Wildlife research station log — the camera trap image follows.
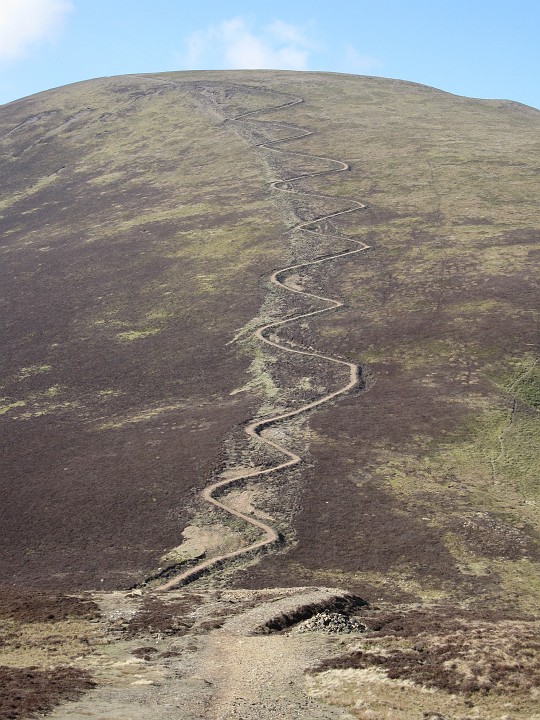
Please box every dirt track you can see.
[157,91,369,591]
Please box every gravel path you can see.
[157,88,369,591]
[46,588,362,720]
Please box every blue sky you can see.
[1,0,539,108]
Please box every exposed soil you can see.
[3,588,536,720]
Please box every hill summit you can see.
[1,70,539,602]
[1,68,540,720]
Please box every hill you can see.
[1,70,539,719]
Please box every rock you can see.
[295,612,367,634]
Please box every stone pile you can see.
[296,611,367,634]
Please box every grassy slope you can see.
[181,71,540,612]
[2,70,540,720]
[0,74,285,589]
[1,71,539,611]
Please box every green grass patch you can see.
[18,364,52,379]
[0,400,26,416]
[514,368,540,409]
[116,328,161,342]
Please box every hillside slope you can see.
[0,73,285,589]
[1,71,539,611]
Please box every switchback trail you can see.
[157,89,370,591]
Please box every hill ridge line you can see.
[156,87,370,591]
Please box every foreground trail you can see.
[191,630,350,720]
[45,588,360,720]
[157,90,369,591]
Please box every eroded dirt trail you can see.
[45,588,360,720]
[192,631,350,720]
[157,90,369,591]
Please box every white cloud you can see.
[0,0,73,63]
[266,20,312,47]
[342,43,381,74]
[182,17,313,71]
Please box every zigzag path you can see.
[157,89,370,591]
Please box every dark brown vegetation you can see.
[125,594,202,636]
[0,588,99,623]
[0,75,285,590]
[0,666,95,720]
[131,645,159,660]
[0,588,100,720]
[211,72,540,610]
[310,606,540,696]
[1,71,539,615]
[359,605,535,634]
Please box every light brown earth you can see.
[4,586,538,720]
[6,588,363,720]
